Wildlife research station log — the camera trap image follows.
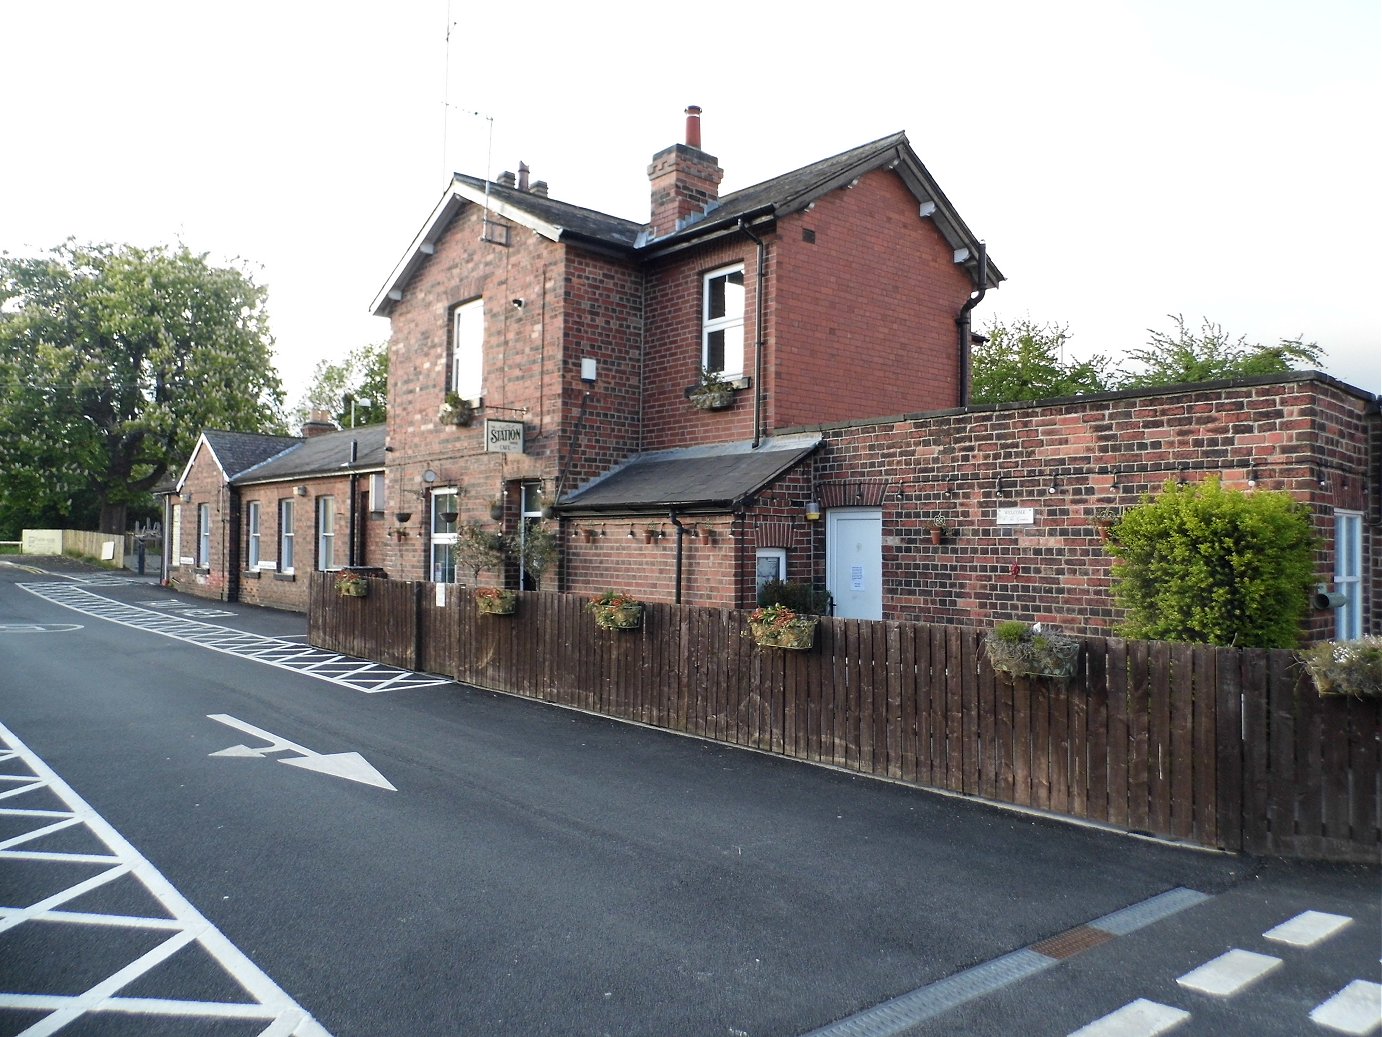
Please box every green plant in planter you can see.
[688,367,735,411]
[439,391,475,427]
[505,520,558,590]
[335,571,368,597]
[452,521,506,585]
[757,579,831,615]
[924,515,955,544]
[1299,636,1382,699]
[984,621,1080,679]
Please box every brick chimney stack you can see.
[302,411,336,438]
[647,105,723,238]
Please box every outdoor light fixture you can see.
[627,524,636,538]
[1247,464,1258,488]
[180,493,192,503]
[918,200,937,219]
[295,485,309,497]
[1047,474,1058,495]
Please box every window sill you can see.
[273,572,296,582]
[242,570,261,580]
[195,567,211,575]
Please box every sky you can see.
[2,0,1378,405]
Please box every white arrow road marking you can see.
[207,714,396,791]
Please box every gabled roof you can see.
[232,424,386,485]
[175,430,300,492]
[372,132,1001,316]
[559,434,822,515]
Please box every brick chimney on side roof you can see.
[647,105,723,238]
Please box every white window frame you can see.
[171,504,184,564]
[518,482,543,591]
[279,499,295,574]
[197,503,210,569]
[452,298,484,402]
[702,264,745,378]
[368,473,386,514]
[246,501,261,570]
[755,547,788,601]
[430,488,460,584]
[317,496,337,572]
[1335,510,1363,640]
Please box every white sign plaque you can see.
[484,419,525,454]
[996,507,1035,526]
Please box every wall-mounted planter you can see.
[476,588,517,615]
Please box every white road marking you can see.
[1265,910,1354,948]
[19,582,449,693]
[1176,948,1282,997]
[207,713,397,791]
[1311,980,1382,1035]
[1068,998,1191,1036]
[0,623,83,633]
[0,726,332,1036]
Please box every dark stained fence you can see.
[309,574,1381,863]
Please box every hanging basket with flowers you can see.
[475,587,518,616]
[984,621,1080,679]
[587,590,644,630]
[335,572,368,598]
[745,603,819,650]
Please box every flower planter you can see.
[336,578,368,598]
[476,589,517,615]
[984,630,1080,679]
[1300,636,1382,698]
[749,616,818,650]
[592,603,643,630]
[691,387,734,411]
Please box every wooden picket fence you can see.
[309,575,1381,863]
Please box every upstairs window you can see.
[702,264,745,378]
[452,298,484,402]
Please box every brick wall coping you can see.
[776,370,1379,438]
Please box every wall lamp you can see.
[1247,463,1258,488]
[180,493,192,503]
[295,485,309,497]
[1047,474,1059,495]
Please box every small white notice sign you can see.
[850,565,865,591]
[996,507,1035,526]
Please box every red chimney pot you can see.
[685,105,702,149]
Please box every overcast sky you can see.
[3,0,1378,404]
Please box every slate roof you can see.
[559,434,822,515]
[373,131,1001,315]
[232,424,386,484]
[202,430,300,479]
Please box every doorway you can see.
[827,508,883,620]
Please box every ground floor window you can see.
[279,500,295,573]
[1335,510,1363,640]
[317,496,337,571]
[755,548,787,601]
[247,502,261,569]
[197,504,211,567]
[431,489,459,583]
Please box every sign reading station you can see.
[484,419,525,454]
[996,507,1036,526]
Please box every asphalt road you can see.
[0,560,1377,1037]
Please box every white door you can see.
[827,508,883,620]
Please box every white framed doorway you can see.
[827,507,883,620]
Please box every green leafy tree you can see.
[1121,315,1322,389]
[1109,478,1317,648]
[293,341,388,429]
[0,241,285,535]
[971,319,1118,403]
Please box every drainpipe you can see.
[738,217,767,448]
[669,510,687,604]
[955,241,988,406]
[347,439,359,566]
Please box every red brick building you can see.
[168,423,386,610]
[182,109,1378,638]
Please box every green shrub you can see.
[1109,477,1316,648]
[757,580,832,615]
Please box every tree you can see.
[1109,478,1317,648]
[0,241,285,535]
[970,319,1118,403]
[1121,315,1322,389]
[293,341,388,430]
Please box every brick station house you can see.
[175,108,1380,640]
[167,421,386,611]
